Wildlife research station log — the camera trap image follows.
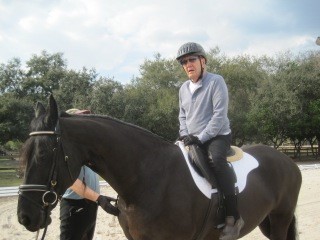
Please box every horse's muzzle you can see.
[18,211,52,232]
[17,196,52,232]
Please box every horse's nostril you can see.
[19,215,30,226]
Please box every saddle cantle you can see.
[227,146,243,162]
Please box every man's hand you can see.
[97,195,119,216]
[178,135,187,141]
[183,135,202,146]
[104,195,117,202]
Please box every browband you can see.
[29,131,56,136]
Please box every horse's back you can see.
[238,144,302,238]
[243,144,301,174]
[243,144,301,192]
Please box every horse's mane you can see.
[20,112,172,167]
[20,114,47,168]
[61,112,172,143]
[20,138,34,168]
[20,136,57,168]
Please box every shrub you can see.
[4,140,23,151]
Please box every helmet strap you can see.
[197,56,204,82]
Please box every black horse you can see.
[17,95,302,240]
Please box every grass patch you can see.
[0,170,23,187]
[0,156,23,187]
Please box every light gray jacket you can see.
[178,71,231,143]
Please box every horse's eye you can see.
[33,149,51,165]
[36,149,45,158]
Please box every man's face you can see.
[179,55,205,82]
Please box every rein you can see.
[19,129,73,240]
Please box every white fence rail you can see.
[0,186,19,197]
[298,163,320,170]
[0,181,108,198]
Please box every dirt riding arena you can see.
[1,164,319,240]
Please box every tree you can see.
[121,54,182,140]
[285,51,320,156]
[0,58,25,96]
[53,68,97,111]
[248,52,301,148]
[0,58,32,142]
[90,77,125,118]
[218,55,263,146]
[309,99,320,155]
[0,93,33,143]
[23,50,67,102]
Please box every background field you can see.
[0,154,22,187]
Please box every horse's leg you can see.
[268,212,296,240]
[118,212,134,240]
[286,215,298,240]
[258,216,270,238]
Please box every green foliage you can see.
[53,68,97,111]
[121,54,181,140]
[0,93,34,143]
[0,170,23,187]
[4,140,23,151]
[219,55,263,145]
[0,58,24,95]
[23,50,68,102]
[90,77,125,118]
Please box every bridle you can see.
[19,131,59,206]
[18,129,73,240]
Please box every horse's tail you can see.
[286,215,298,240]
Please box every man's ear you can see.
[200,56,206,65]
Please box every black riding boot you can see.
[205,134,244,240]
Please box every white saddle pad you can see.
[176,141,259,199]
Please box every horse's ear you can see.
[44,94,59,129]
[35,102,46,118]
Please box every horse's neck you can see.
[60,117,170,200]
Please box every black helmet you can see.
[176,42,207,61]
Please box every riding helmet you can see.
[176,42,207,61]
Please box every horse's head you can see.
[17,95,75,232]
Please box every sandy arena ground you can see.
[1,165,319,240]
